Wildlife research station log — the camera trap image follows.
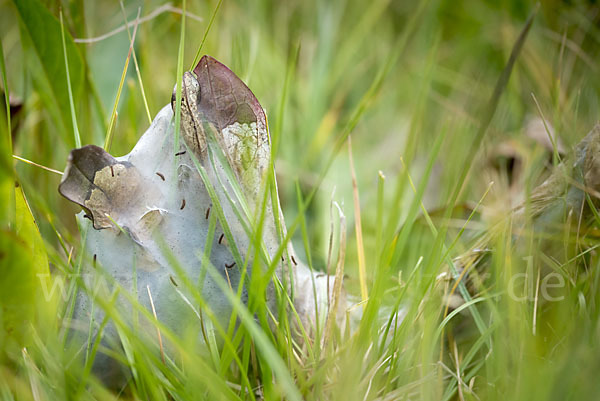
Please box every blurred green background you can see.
[2,0,600,399]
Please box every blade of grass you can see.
[271,43,300,159]
[323,201,346,348]
[172,0,186,152]
[531,92,562,165]
[375,171,385,270]
[59,10,81,148]
[119,3,152,124]
[450,4,538,205]
[0,39,15,225]
[146,285,165,365]
[294,180,321,340]
[434,297,486,342]
[0,40,11,152]
[348,135,368,302]
[12,155,63,176]
[103,8,141,151]
[190,0,224,70]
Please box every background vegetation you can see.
[2,0,600,399]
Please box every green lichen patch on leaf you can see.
[174,56,269,207]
